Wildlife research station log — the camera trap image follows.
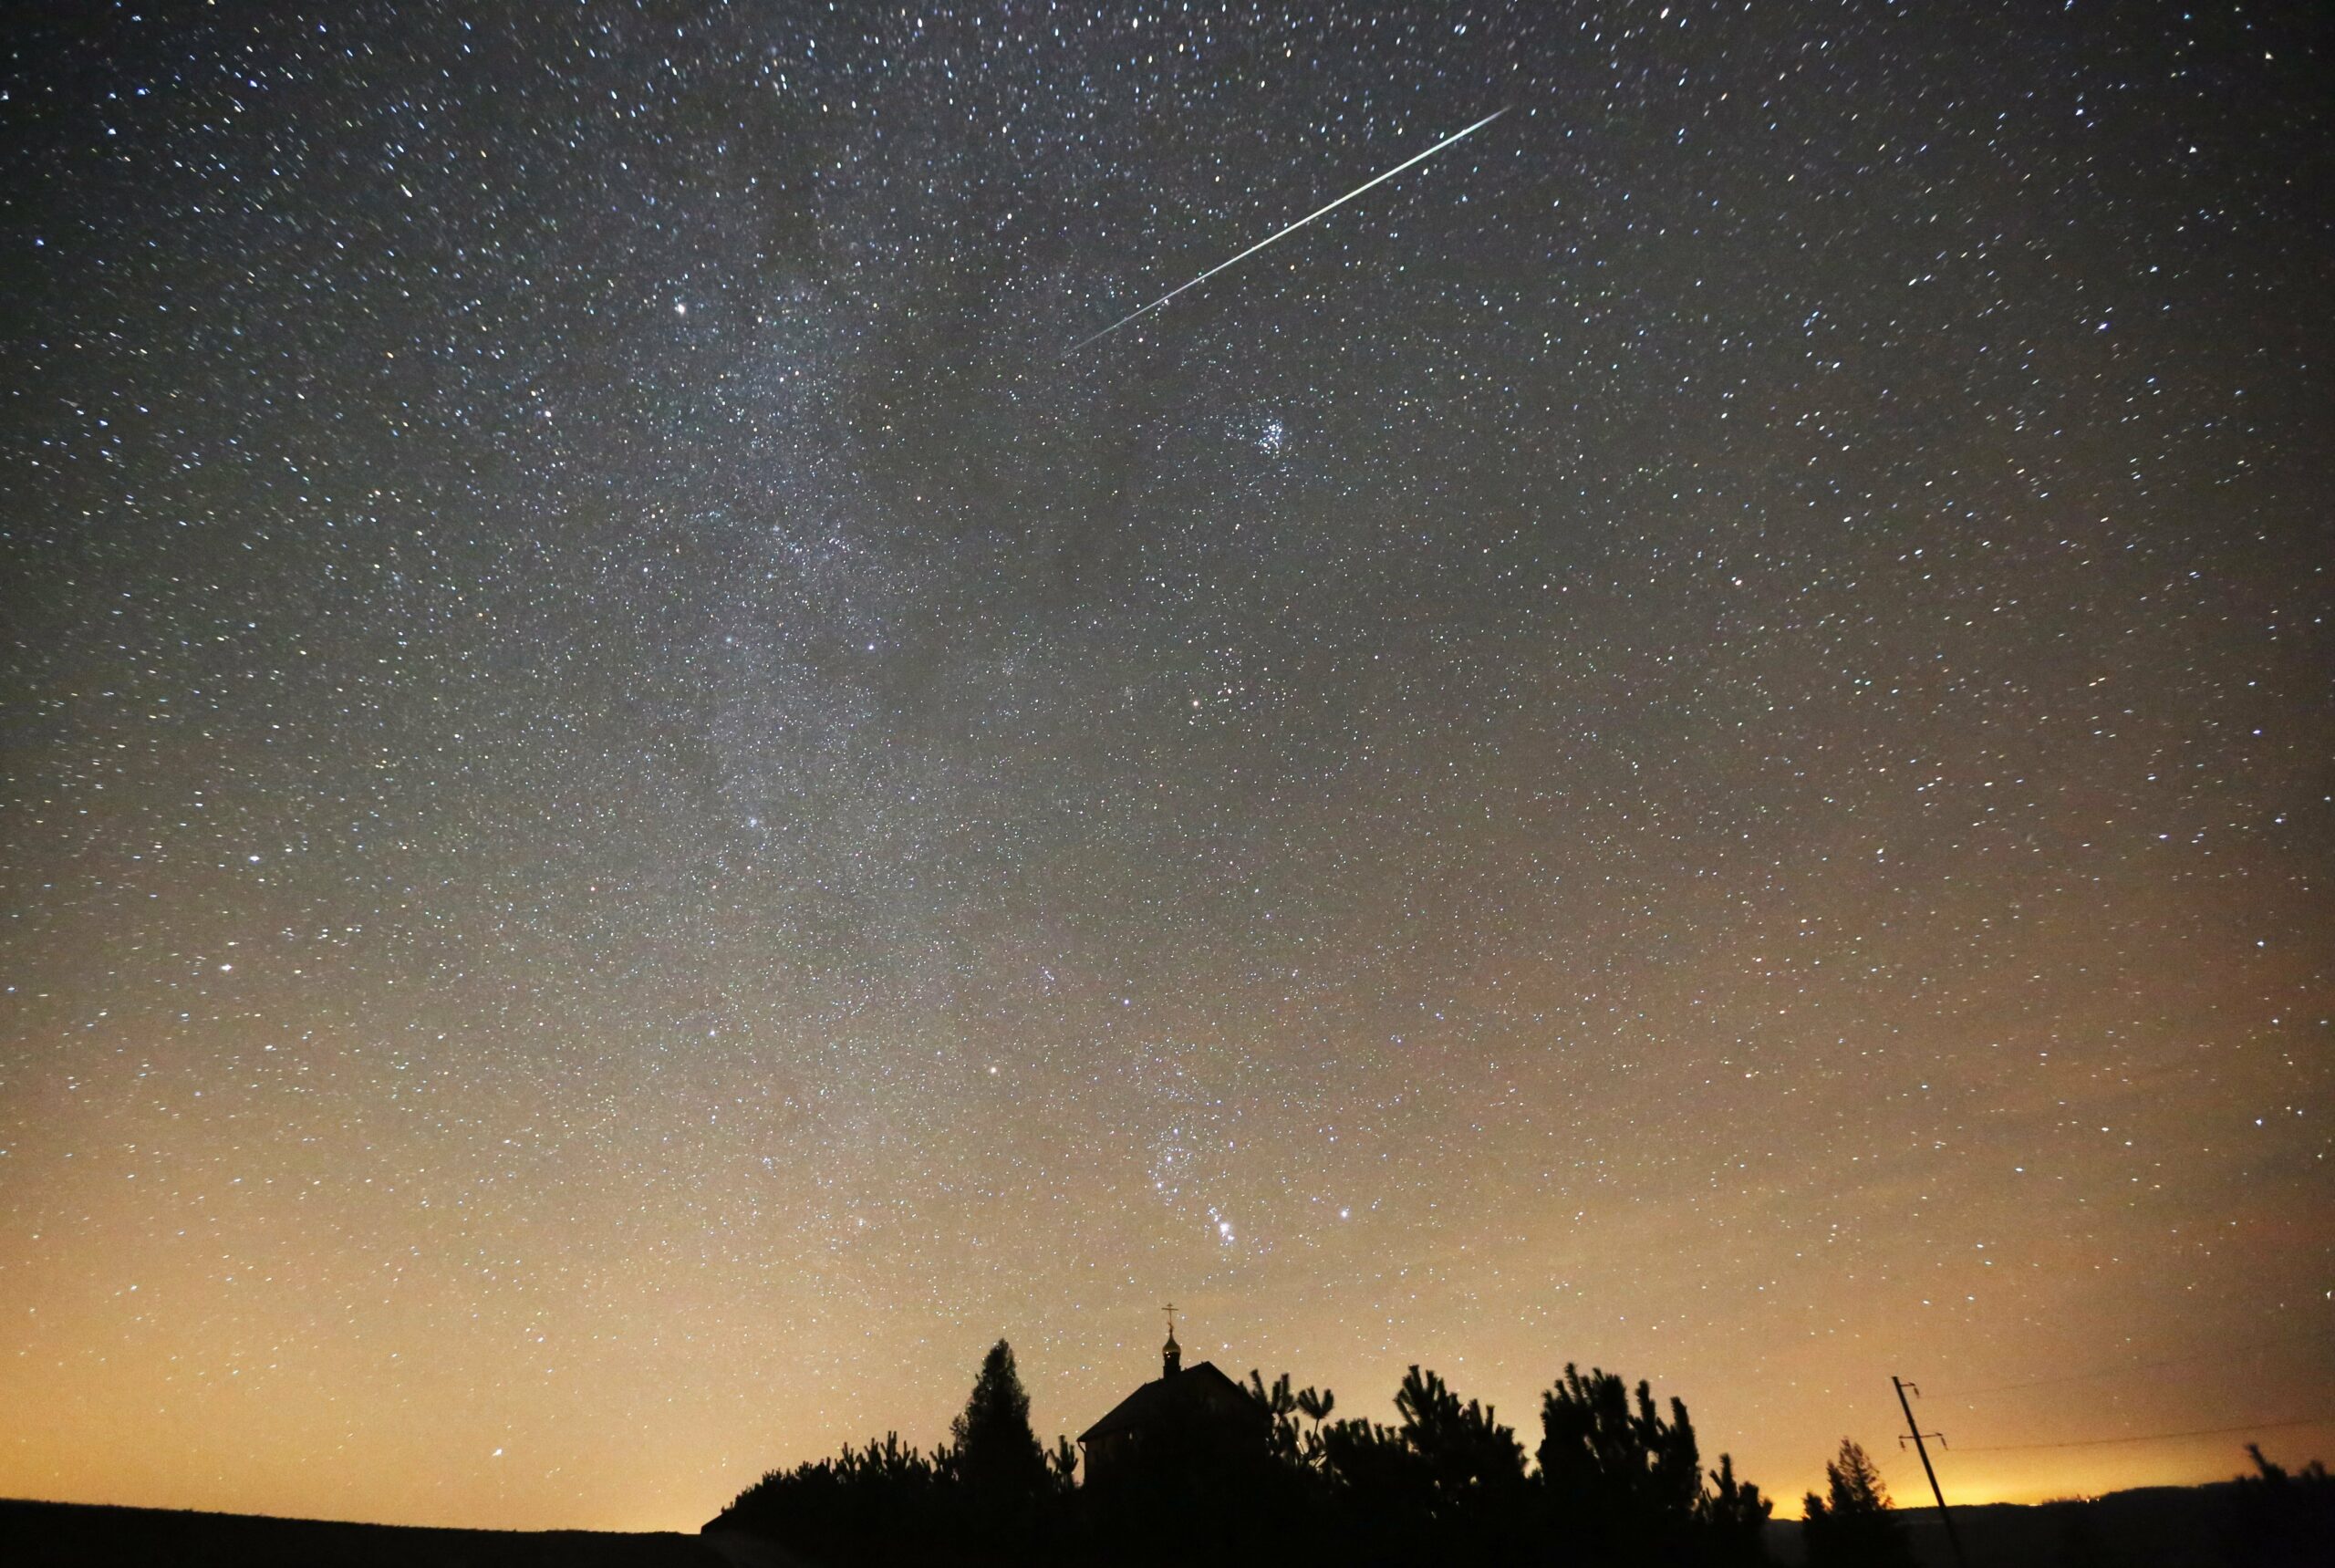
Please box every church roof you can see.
[1076,1360,1257,1445]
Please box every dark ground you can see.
[0,1499,801,1568]
[1764,1480,2291,1568]
[6,1481,2320,1566]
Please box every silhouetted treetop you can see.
[951,1339,1052,1503]
[1801,1438,1913,1568]
[1538,1363,1706,1524]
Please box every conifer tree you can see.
[1702,1451,1774,1563]
[1047,1434,1079,1494]
[1801,1438,1914,1568]
[1537,1364,1707,1538]
[1294,1385,1336,1469]
[1247,1369,1304,1466]
[1394,1364,1529,1514]
[950,1338,1051,1505]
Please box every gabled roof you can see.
[1077,1361,1260,1444]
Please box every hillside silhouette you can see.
[0,1498,782,1568]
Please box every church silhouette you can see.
[1077,1308,1268,1488]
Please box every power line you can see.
[1893,1376,1968,1568]
[1943,1328,2328,1399]
[1954,1415,2334,1454]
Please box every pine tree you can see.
[1247,1369,1304,1466]
[1802,1438,1914,1568]
[950,1338,1051,1506]
[1394,1364,1529,1516]
[1047,1433,1080,1494]
[1294,1385,1336,1470]
[1313,1365,1531,1558]
[1537,1363,1707,1552]
[1703,1451,1775,1563]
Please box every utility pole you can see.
[1892,1376,1967,1568]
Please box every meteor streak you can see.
[1064,108,1508,355]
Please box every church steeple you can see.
[1161,1302,1182,1376]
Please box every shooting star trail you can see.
[1064,108,1509,356]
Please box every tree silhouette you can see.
[1536,1363,1709,1561]
[2229,1443,2335,1568]
[711,1429,951,1564]
[1048,1434,1079,1493]
[713,1340,1775,1566]
[1247,1368,1304,1467]
[1394,1365,1531,1516]
[950,1339,1053,1508]
[1293,1383,1336,1471]
[1295,1384,1336,1430]
[1801,1438,1914,1568]
[1702,1451,1774,1563]
[1313,1364,1531,1558]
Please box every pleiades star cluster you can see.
[1,0,2326,1532]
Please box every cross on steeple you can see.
[1162,1303,1178,1338]
[1160,1303,1183,1376]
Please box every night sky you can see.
[3,0,2329,1534]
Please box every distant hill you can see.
[1765,1479,2258,1568]
[0,1498,804,1568]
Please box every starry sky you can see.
[2,0,2329,1535]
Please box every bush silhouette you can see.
[2228,1443,2335,1568]
[711,1429,952,1564]
[711,1338,1077,1564]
